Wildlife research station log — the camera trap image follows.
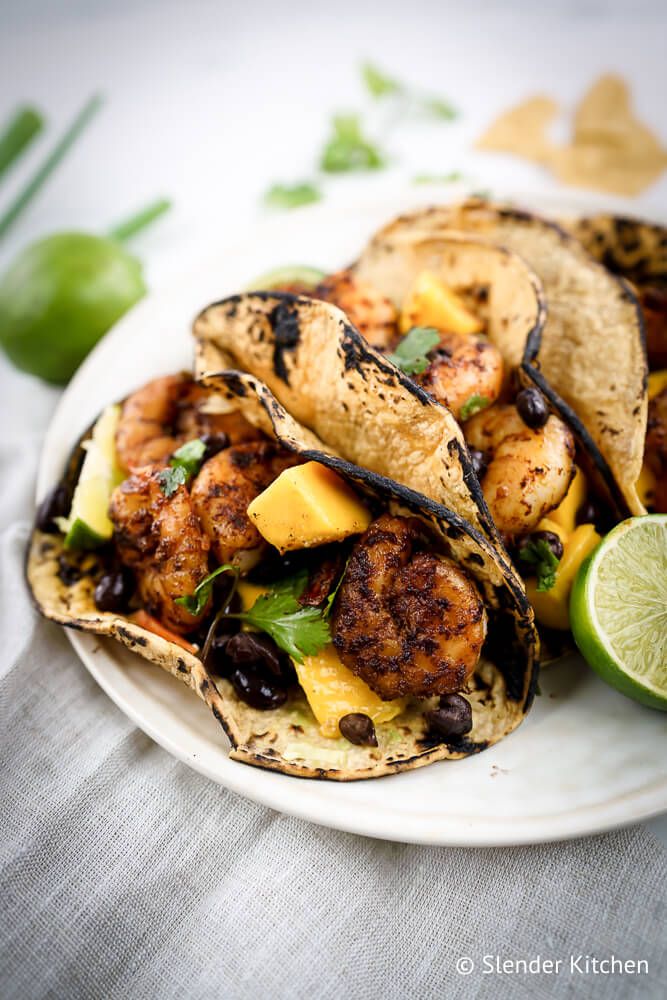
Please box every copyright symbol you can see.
[456,956,474,975]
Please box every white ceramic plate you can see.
[37,185,667,846]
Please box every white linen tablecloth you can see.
[2,2,667,996]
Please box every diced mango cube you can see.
[548,466,586,537]
[236,580,268,612]
[247,462,371,553]
[294,645,407,739]
[526,523,601,630]
[399,270,484,336]
[648,369,667,399]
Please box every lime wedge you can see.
[58,404,124,549]
[570,515,667,710]
[245,266,325,291]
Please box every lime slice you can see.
[570,515,667,710]
[245,266,325,292]
[57,404,124,549]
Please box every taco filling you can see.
[28,364,537,780]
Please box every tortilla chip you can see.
[27,378,538,781]
[476,95,559,163]
[368,201,647,518]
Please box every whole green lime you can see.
[0,232,146,383]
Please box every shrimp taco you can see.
[566,214,667,518]
[362,198,647,523]
[28,301,538,780]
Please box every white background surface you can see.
[1,0,666,848]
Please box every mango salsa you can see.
[547,466,586,536]
[294,645,407,738]
[526,523,601,630]
[247,462,371,553]
[399,270,483,336]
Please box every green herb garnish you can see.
[386,326,440,375]
[320,114,385,173]
[412,171,463,185]
[360,63,457,121]
[264,182,322,210]
[158,438,207,497]
[362,62,401,98]
[460,394,491,421]
[518,538,560,592]
[175,564,236,616]
[239,587,331,663]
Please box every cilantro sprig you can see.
[158,438,207,497]
[386,327,440,375]
[517,538,560,592]
[361,61,457,120]
[264,182,322,210]
[460,394,491,422]
[320,114,385,173]
[175,564,236,616]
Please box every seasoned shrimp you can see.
[414,331,504,420]
[315,269,398,350]
[115,373,261,472]
[465,404,575,537]
[109,468,211,633]
[332,515,487,700]
[191,441,298,571]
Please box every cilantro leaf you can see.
[264,182,322,210]
[158,438,207,497]
[240,589,331,663]
[412,170,463,185]
[517,538,560,592]
[460,394,491,422]
[324,556,350,616]
[386,326,441,375]
[362,62,401,98]
[320,114,385,173]
[175,564,237,616]
[423,97,457,120]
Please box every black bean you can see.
[35,485,69,533]
[469,448,488,480]
[230,666,288,710]
[425,694,473,739]
[575,499,599,527]
[94,569,134,612]
[201,432,229,462]
[225,632,296,685]
[516,387,549,429]
[339,713,378,747]
[518,529,564,563]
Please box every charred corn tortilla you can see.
[27,375,538,781]
[352,231,547,373]
[194,291,526,594]
[569,214,667,291]
[366,199,647,519]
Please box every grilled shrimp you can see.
[646,387,667,512]
[332,515,487,700]
[191,441,298,571]
[115,373,261,472]
[315,269,398,349]
[109,468,211,633]
[414,332,504,420]
[465,404,575,537]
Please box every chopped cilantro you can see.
[362,62,401,98]
[386,326,441,375]
[517,538,560,592]
[158,438,207,497]
[320,114,385,173]
[413,171,464,185]
[459,394,491,422]
[175,564,236,616]
[264,182,322,210]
